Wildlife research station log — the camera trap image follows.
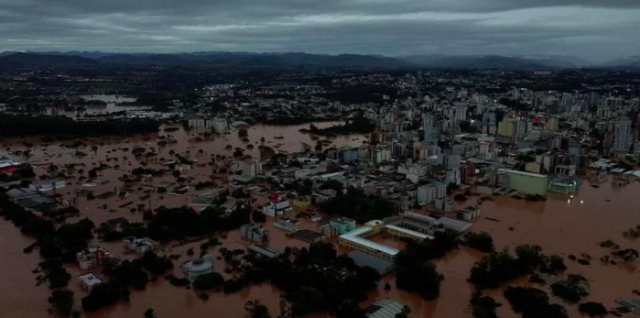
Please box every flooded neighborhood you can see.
[1,59,640,318]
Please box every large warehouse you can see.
[497,168,549,195]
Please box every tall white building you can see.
[435,182,447,199]
[212,117,229,133]
[481,112,496,134]
[613,118,633,153]
[423,113,438,146]
[417,184,436,205]
[454,105,468,122]
[235,159,263,177]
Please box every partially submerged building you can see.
[496,169,549,196]
[76,246,113,270]
[78,273,103,291]
[274,218,301,232]
[364,299,406,318]
[262,199,292,217]
[123,236,159,254]
[181,254,214,282]
[241,223,269,242]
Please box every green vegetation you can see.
[469,245,567,289]
[578,302,608,317]
[318,188,400,223]
[259,115,339,126]
[300,116,375,136]
[470,290,500,318]
[394,231,458,300]
[81,283,131,312]
[0,115,159,138]
[396,262,443,300]
[48,290,74,317]
[503,286,569,318]
[622,223,640,240]
[166,274,190,287]
[252,210,267,223]
[99,205,250,242]
[463,232,494,253]
[230,242,380,318]
[193,272,225,290]
[144,308,157,318]
[551,274,590,303]
[453,193,468,201]
[320,179,344,194]
[244,299,271,318]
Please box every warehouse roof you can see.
[340,227,399,257]
[347,251,394,275]
[384,224,433,240]
[498,168,547,179]
[364,299,405,318]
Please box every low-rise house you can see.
[248,244,281,258]
[218,198,238,215]
[241,223,269,242]
[181,254,214,282]
[262,200,292,217]
[329,217,357,234]
[76,246,113,270]
[0,159,20,173]
[292,229,325,243]
[79,273,103,291]
[29,179,66,192]
[274,218,301,232]
[123,236,159,254]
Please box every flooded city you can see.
[1,54,640,318]
[1,119,640,318]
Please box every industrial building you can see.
[338,210,469,261]
[497,169,549,195]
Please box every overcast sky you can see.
[1,0,639,62]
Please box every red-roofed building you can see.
[0,159,20,173]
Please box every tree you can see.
[252,210,267,223]
[245,299,271,318]
[504,286,568,318]
[540,255,567,275]
[395,306,411,318]
[48,290,74,317]
[320,179,344,194]
[454,194,467,201]
[578,302,608,317]
[144,308,156,318]
[551,274,589,303]
[464,232,494,253]
[470,290,500,318]
[193,272,224,290]
[396,262,443,300]
[238,129,248,138]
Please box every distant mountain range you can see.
[0,51,638,70]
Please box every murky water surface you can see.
[1,121,639,317]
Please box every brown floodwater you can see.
[2,124,640,318]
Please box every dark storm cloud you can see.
[1,0,639,61]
